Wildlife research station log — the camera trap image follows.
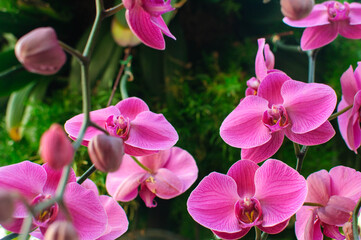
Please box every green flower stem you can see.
[307,49,318,83]
[255,227,262,240]
[353,196,361,239]
[55,165,71,198]
[293,142,308,173]
[261,232,268,240]
[0,233,19,240]
[77,165,97,184]
[19,215,33,240]
[303,202,324,207]
[131,156,153,173]
[273,39,302,53]
[120,64,133,100]
[103,3,124,18]
[0,65,23,78]
[328,104,353,121]
[58,41,87,63]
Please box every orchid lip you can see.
[105,115,130,139]
[262,104,289,132]
[234,197,262,228]
[327,2,350,21]
[31,194,59,227]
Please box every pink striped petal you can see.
[150,16,176,39]
[143,0,174,16]
[283,4,329,27]
[349,2,361,25]
[295,207,322,240]
[126,6,166,50]
[317,195,355,225]
[241,131,284,163]
[226,160,259,198]
[329,166,361,202]
[97,195,128,240]
[257,218,289,234]
[0,161,46,199]
[285,121,335,145]
[123,144,159,156]
[115,97,149,121]
[146,168,183,199]
[323,224,345,240]
[1,218,29,234]
[64,183,107,240]
[264,43,275,70]
[139,184,157,207]
[127,111,178,151]
[254,159,307,227]
[282,80,337,134]
[138,149,171,172]
[81,178,99,195]
[220,96,271,148]
[42,163,76,195]
[212,228,250,240]
[255,38,268,80]
[339,22,361,39]
[300,24,338,50]
[340,65,358,105]
[305,169,330,206]
[337,98,353,150]
[257,72,291,106]
[187,172,241,233]
[346,91,361,152]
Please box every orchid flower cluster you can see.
[2,0,361,240]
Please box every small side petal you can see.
[146,168,183,199]
[258,218,289,234]
[255,38,267,80]
[349,3,361,25]
[305,169,331,206]
[346,91,361,152]
[257,72,291,106]
[300,24,338,50]
[42,163,76,195]
[339,22,361,39]
[150,16,176,40]
[337,98,353,150]
[264,43,275,70]
[317,195,355,225]
[340,65,358,105]
[139,184,157,208]
[115,97,149,121]
[323,224,345,240]
[212,228,250,240]
[187,172,241,233]
[329,165,361,202]
[283,4,329,27]
[295,207,322,240]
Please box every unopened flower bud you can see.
[44,221,79,240]
[40,124,74,169]
[0,191,15,223]
[88,134,124,172]
[15,27,66,75]
[111,17,141,47]
[281,0,314,20]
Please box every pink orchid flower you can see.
[338,62,361,152]
[187,159,307,239]
[220,72,336,163]
[295,166,361,240]
[106,146,198,208]
[64,97,179,156]
[0,161,108,240]
[246,38,276,96]
[123,0,176,50]
[283,1,361,50]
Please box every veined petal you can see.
[81,178,99,196]
[257,218,289,234]
[220,96,271,148]
[329,165,361,202]
[254,159,307,227]
[323,224,345,240]
[337,98,353,150]
[257,72,291,106]
[212,228,250,240]
[138,150,170,172]
[338,22,361,39]
[305,169,331,206]
[255,38,268,80]
[295,207,322,240]
[340,65,358,105]
[115,97,149,121]
[349,2,361,25]
[227,160,259,198]
[146,168,183,199]
[127,111,178,151]
[300,24,338,50]
[150,16,176,39]
[241,131,284,163]
[346,91,361,152]
[285,121,335,145]
[264,43,274,70]
[139,185,157,207]
[317,195,355,225]
[143,0,174,16]
[283,4,329,27]
[2,218,30,234]
[42,163,76,195]
[123,144,159,156]
[187,172,241,233]
[282,80,337,134]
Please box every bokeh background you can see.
[1,0,361,239]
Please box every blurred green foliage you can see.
[1,0,361,239]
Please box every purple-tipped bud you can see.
[15,27,66,75]
[88,134,124,172]
[0,190,15,223]
[44,221,79,240]
[40,124,74,169]
[280,0,314,20]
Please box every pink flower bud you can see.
[15,27,66,75]
[40,124,74,169]
[88,134,124,172]
[280,0,314,20]
[44,221,79,240]
[0,190,15,223]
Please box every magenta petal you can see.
[0,161,46,199]
[187,172,241,233]
[301,24,338,50]
[337,98,353,150]
[139,184,157,207]
[64,183,107,240]
[127,111,178,151]
[285,121,335,145]
[258,218,289,234]
[323,224,344,240]
[346,91,361,152]
[220,96,271,148]
[227,160,259,198]
[146,168,183,199]
[317,195,355,225]
[264,43,274,70]
[138,150,170,172]
[212,228,250,240]
[255,38,268,80]
[305,169,331,206]
[1,218,28,234]
[81,178,99,195]
[338,22,361,39]
[97,195,128,240]
[283,4,329,27]
[340,65,358,105]
[329,165,361,202]
[295,207,322,240]
[241,131,284,163]
[42,163,76,195]
[150,16,176,40]
[115,97,149,121]
[349,3,361,25]
[257,72,290,106]
[254,159,307,227]
[282,80,336,134]
[123,144,159,156]
[126,6,166,50]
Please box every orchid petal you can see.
[349,3,361,25]
[300,23,338,50]
[241,131,284,163]
[323,224,345,240]
[264,43,275,70]
[187,172,241,233]
[123,144,159,156]
[115,97,149,121]
[146,168,183,199]
[317,195,355,225]
[138,150,171,172]
[285,121,335,145]
[283,4,329,27]
[254,159,307,227]
[150,16,176,39]
[212,228,250,240]
[80,178,99,196]
[139,184,157,207]
[258,218,289,234]
[257,72,290,106]
[282,80,336,134]
[295,207,322,240]
[339,22,361,39]
[329,165,361,202]
[143,0,174,16]
[42,163,76,195]
[346,91,361,152]
[305,169,331,205]
[255,38,267,80]
[1,218,30,234]
[227,160,259,198]
[337,98,353,150]
[340,65,358,105]
[220,96,271,148]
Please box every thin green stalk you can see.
[261,232,268,240]
[303,202,324,207]
[329,104,353,121]
[353,196,361,239]
[77,165,97,184]
[55,165,71,198]
[307,50,318,83]
[255,227,261,240]
[0,65,23,78]
[273,40,302,53]
[131,156,152,173]
[120,67,133,100]
[296,146,308,173]
[0,233,19,240]
[103,3,124,18]
[19,215,33,240]
[58,41,87,63]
